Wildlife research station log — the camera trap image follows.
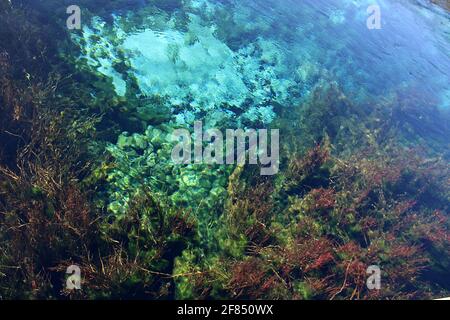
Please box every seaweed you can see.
[174,143,449,300]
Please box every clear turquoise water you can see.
[235,0,450,106]
[74,0,450,115]
[62,0,450,217]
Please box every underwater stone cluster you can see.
[1,0,450,300]
[71,0,316,222]
[105,124,231,241]
[70,0,450,239]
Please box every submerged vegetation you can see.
[1,0,449,300]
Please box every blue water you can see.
[221,0,450,107]
[75,0,450,113]
[68,0,450,217]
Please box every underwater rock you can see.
[241,105,276,125]
[117,132,132,149]
[105,122,232,240]
[131,133,148,150]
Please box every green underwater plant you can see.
[173,143,450,300]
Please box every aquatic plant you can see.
[174,143,450,300]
